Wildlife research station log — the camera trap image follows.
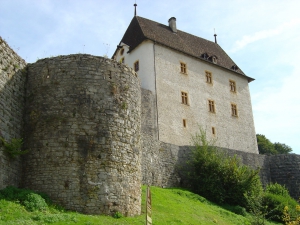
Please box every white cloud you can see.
[230,19,300,53]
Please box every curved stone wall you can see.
[22,55,141,216]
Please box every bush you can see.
[0,186,50,211]
[263,192,298,222]
[283,204,300,224]
[266,183,290,197]
[23,193,48,211]
[186,128,263,207]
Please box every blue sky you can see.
[1,0,299,154]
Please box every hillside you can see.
[0,185,282,225]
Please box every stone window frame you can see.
[180,62,187,74]
[231,103,238,117]
[229,80,236,93]
[208,99,215,113]
[212,127,216,135]
[134,60,139,72]
[205,71,213,84]
[183,119,187,128]
[181,91,189,105]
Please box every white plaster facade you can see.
[115,26,258,154]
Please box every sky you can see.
[1,0,300,154]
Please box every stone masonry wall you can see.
[22,55,141,216]
[0,37,26,189]
[269,154,300,200]
[141,89,300,200]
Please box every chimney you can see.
[168,17,177,33]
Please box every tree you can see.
[274,142,292,154]
[256,134,276,155]
[256,134,293,155]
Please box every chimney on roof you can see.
[168,17,177,33]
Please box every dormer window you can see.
[212,56,217,64]
[201,53,209,60]
[231,65,239,71]
[208,55,218,64]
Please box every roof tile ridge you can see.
[135,16,147,36]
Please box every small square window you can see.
[183,119,187,128]
[230,80,236,92]
[206,71,212,84]
[120,57,125,64]
[231,104,238,117]
[180,62,187,74]
[212,127,216,135]
[208,100,215,113]
[134,60,139,72]
[181,91,188,105]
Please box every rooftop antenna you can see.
[214,28,217,44]
[134,1,137,16]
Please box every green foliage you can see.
[0,137,28,159]
[244,190,268,225]
[283,204,300,225]
[266,183,290,197]
[23,193,47,211]
[112,211,123,219]
[256,134,293,155]
[263,185,298,223]
[186,128,262,207]
[257,134,277,155]
[0,186,50,212]
[274,142,292,154]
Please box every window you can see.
[181,91,188,105]
[231,104,238,117]
[212,127,216,135]
[120,57,125,63]
[120,48,124,56]
[208,100,215,113]
[183,119,187,128]
[206,71,212,84]
[180,62,187,74]
[230,80,236,92]
[212,56,217,64]
[134,60,139,72]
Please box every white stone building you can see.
[113,16,258,153]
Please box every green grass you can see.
[0,186,281,225]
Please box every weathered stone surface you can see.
[0,37,26,189]
[22,55,141,216]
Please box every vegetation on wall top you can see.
[257,134,293,155]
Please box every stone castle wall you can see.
[140,89,300,200]
[0,37,300,216]
[22,55,141,216]
[0,37,26,189]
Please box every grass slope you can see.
[0,186,281,225]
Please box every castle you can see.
[113,16,258,153]
[1,15,300,217]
